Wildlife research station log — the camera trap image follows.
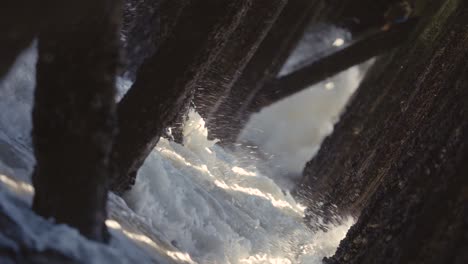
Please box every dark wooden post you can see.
[121,0,190,79]
[326,2,468,258]
[32,0,122,242]
[206,0,324,142]
[299,3,468,262]
[192,0,287,124]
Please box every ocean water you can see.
[0,31,362,263]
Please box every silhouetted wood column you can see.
[206,0,324,143]
[32,0,122,242]
[299,3,468,262]
[111,0,249,194]
[192,0,287,124]
[300,0,460,218]
[326,1,468,258]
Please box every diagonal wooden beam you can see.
[252,18,419,112]
[111,0,250,194]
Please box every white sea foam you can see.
[124,110,353,263]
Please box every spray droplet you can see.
[325,82,335,90]
[332,38,345,47]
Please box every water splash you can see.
[124,110,353,263]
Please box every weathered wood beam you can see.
[299,0,467,234]
[192,0,287,124]
[32,0,122,242]
[111,0,249,194]
[122,0,189,79]
[325,0,468,259]
[206,0,325,143]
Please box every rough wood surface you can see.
[192,0,287,127]
[32,0,122,242]
[206,0,325,143]
[301,0,465,216]
[122,0,189,79]
[300,1,468,262]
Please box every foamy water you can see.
[123,110,354,263]
[0,32,360,263]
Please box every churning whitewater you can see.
[0,37,361,263]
